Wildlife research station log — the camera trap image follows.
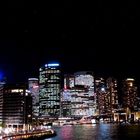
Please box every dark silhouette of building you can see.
[0,84,32,130]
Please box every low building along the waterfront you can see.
[0,84,32,130]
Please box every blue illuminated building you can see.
[0,71,4,82]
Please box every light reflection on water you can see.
[44,124,140,140]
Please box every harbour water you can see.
[44,124,140,140]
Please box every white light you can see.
[91,119,96,124]
[11,89,23,93]
[26,90,31,93]
[126,78,134,81]
[4,128,9,134]
[48,63,59,67]
[28,78,38,81]
[101,87,105,92]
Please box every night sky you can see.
[0,1,139,84]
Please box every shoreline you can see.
[2,129,56,140]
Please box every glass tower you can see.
[39,63,61,117]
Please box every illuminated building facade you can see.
[71,86,95,117]
[28,78,39,117]
[122,78,138,111]
[73,72,95,117]
[39,63,61,117]
[64,74,75,89]
[106,77,118,116]
[61,74,75,117]
[61,71,96,117]
[95,78,107,115]
[0,84,32,129]
[95,77,118,117]
[61,89,71,117]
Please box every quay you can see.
[1,129,56,140]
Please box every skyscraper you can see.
[73,71,95,117]
[122,78,138,111]
[39,63,61,117]
[95,78,106,115]
[62,71,96,117]
[106,77,118,117]
[28,78,39,117]
[95,77,118,119]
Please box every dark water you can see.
[44,124,140,140]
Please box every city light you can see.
[126,78,134,81]
[45,63,60,67]
[28,78,38,81]
[101,87,105,92]
[11,89,23,93]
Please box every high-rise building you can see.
[106,77,118,116]
[122,78,138,111]
[61,89,72,117]
[61,71,96,117]
[0,84,32,130]
[73,72,95,117]
[39,63,61,117]
[28,78,39,117]
[95,77,119,118]
[95,78,107,115]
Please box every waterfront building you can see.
[106,77,119,116]
[61,71,96,117]
[0,84,32,130]
[39,63,61,117]
[95,77,106,116]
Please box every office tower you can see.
[95,78,107,115]
[0,84,32,130]
[122,78,138,111]
[62,74,75,117]
[106,77,118,117]
[28,78,39,117]
[62,71,96,117]
[61,89,71,117]
[73,71,95,117]
[39,63,61,117]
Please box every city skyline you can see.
[0,1,140,139]
[0,53,139,85]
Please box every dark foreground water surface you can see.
[44,124,140,140]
